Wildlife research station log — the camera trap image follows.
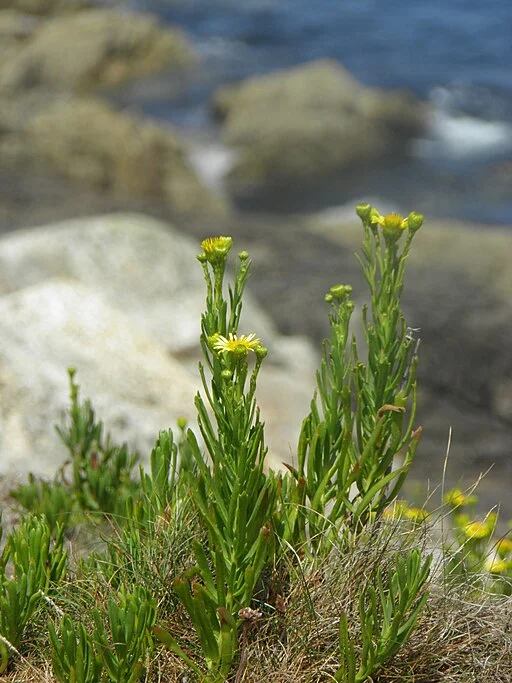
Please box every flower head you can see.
[443,487,477,509]
[371,210,409,243]
[325,283,353,305]
[485,556,509,575]
[383,500,408,519]
[214,333,261,358]
[495,538,512,558]
[200,236,233,265]
[404,506,428,522]
[383,500,427,523]
[464,521,489,539]
[462,516,496,540]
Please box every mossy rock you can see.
[0,8,196,92]
[212,60,428,189]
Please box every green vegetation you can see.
[1,205,511,681]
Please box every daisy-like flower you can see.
[371,210,409,243]
[485,556,509,575]
[463,518,495,540]
[383,500,409,519]
[443,488,477,509]
[214,333,261,357]
[383,500,427,523]
[404,506,428,522]
[495,538,512,558]
[200,236,233,264]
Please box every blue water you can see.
[141,0,512,96]
[126,0,512,223]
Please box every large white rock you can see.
[0,279,198,478]
[0,214,318,479]
[0,214,276,355]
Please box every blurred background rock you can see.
[0,0,511,518]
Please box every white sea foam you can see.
[413,112,512,159]
[412,86,512,159]
[188,143,236,191]
[196,37,246,59]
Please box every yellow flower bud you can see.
[200,236,233,265]
[328,284,352,302]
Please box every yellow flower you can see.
[485,556,509,575]
[370,211,408,229]
[404,506,428,522]
[443,488,477,509]
[370,210,409,243]
[383,500,409,519]
[462,517,495,540]
[200,236,233,264]
[370,209,409,237]
[214,333,261,356]
[495,538,512,558]
[383,500,427,522]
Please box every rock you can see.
[256,335,318,470]
[0,214,272,354]
[0,213,318,479]
[1,0,93,15]
[212,59,364,120]
[0,96,229,220]
[0,279,199,479]
[0,10,40,42]
[0,8,196,93]
[212,60,428,189]
[0,6,222,223]
[0,10,40,71]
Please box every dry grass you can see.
[238,526,512,682]
[2,515,512,682]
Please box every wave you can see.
[195,36,251,61]
[412,85,512,160]
[187,142,236,191]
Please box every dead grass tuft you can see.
[3,519,512,681]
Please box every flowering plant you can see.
[155,208,432,680]
[443,487,512,593]
[5,206,439,682]
[155,236,279,680]
[281,205,425,554]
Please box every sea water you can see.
[127,0,512,223]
